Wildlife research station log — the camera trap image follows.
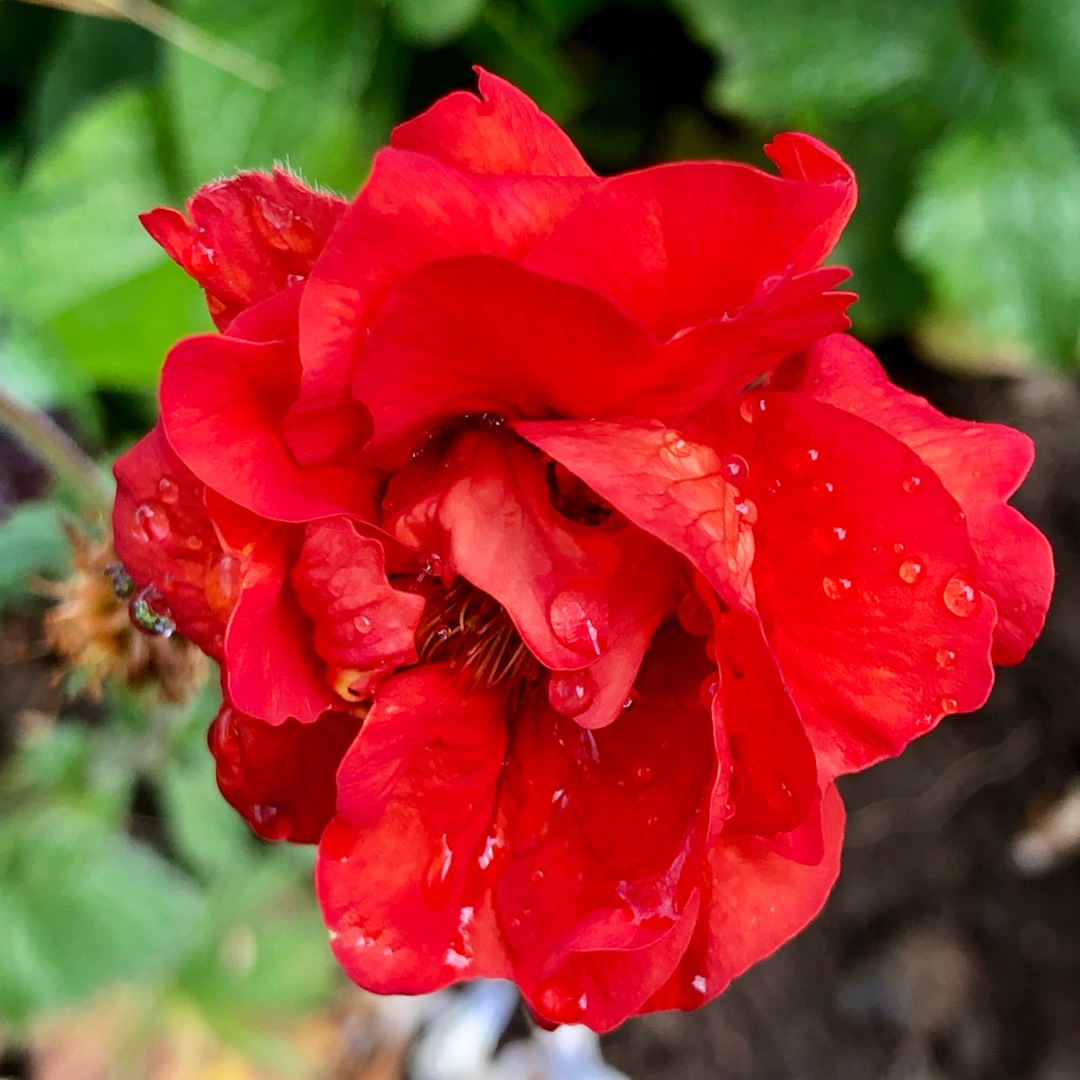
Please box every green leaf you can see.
[674,0,972,129]
[900,80,1080,364]
[0,807,202,1025]
[391,0,484,46]
[46,259,213,391]
[0,502,69,606]
[0,89,168,322]
[166,0,382,193]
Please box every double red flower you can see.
[112,71,1052,1031]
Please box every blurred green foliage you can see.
[0,0,1077,1067]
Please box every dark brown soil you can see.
[604,360,1080,1080]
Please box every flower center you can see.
[417,578,540,692]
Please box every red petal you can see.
[209,695,360,843]
[714,607,819,838]
[387,430,622,671]
[514,420,755,611]
[112,425,226,657]
[390,67,594,178]
[290,519,426,690]
[318,666,511,992]
[355,256,656,462]
[288,149,597,466]
[522,134,855,340]
[777,334,1053,665]
[497,623,720,1030]
[160,331,381,523]
[643,783,844,1013]
[141,167,346,330]
[727,391,998,776]
[223,527,336,725]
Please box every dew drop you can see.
[719,453,749,487]
[661,429,692,458]
[767,478,782,496]
[822,576,852,601]
[739,396,767,424]
[677,591,712,637]
[549,589,607,656]
[939,696,959,715]
[205,553,243,619]
[530,867,545,884]
[435,625,452,642]
[893,541,906,554]
[353,614,373,635]
[132,502,170,543]
[548,669,596,717]
[184,534,204,552]
[915,712,935,729]
[249,803,293,842]
[691,975,708,995]
[898,558,925,585]
[535,975,587,1024]
[935,647,958,669]
[188,241,217,275]
[129,585,176,637]
[157,477,179,505]
[632,762,655,787]
[943,572,979,618]
[699,675,719,709]
[734,498,758,525]
[422,552,444,578]
[623,689,641,711]
[901,474,922,494]
[106,562,135,599]
[422,834,454,909]
[832,526,848,542]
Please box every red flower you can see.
[112,70,1052,1031]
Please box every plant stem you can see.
[0,387,113,514]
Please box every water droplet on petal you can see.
[935,647,957,669]
[106,562,135,599]
[157,477,179,505]
[129,585,176,637]
[549,589,607,656]
[623,689,641,711]
[943,572,979,618]
[822,576,852,601]
[734,498,758,525]
[535,975,587,1024]
[691,975,708,996]
[132,502,170,543]
[661,429,692,458]
[632,762,655,787]
[739,396,766,424]
[188,241,217,275]
[530,867,545,884]
[548,669,596,717]
[832,526,848,542]
[353,614,373,635]
[939,696,959,715]
[893,541,905,554]
[898,558,925,584]
[901,474,922,494]
[719,453,749,487]
[422,834,454,909]
[249,803,293,842]
[915,712,934,729]
[767,478,782,495]
[422,552,444,578]
[677,591,712,637]
[699,675,719,709]
[205,553,243,619]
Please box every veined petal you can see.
[514,419,754,612]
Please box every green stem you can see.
[0,387,113,514]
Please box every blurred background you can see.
[0,1,1078,1078]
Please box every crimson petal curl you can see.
[390,67,595,179]
[288,151,598,468]
[522,133,855,340]
[725,391,998,776]
[514,419,755,612]
[160,330,381,523]
[209,695,361,843]
[290,519,426,697]
[354,256,657,464]
[141,167,346,330]
[775,334,1053,666]
[386,429,622,672]
[319,666,511,992]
